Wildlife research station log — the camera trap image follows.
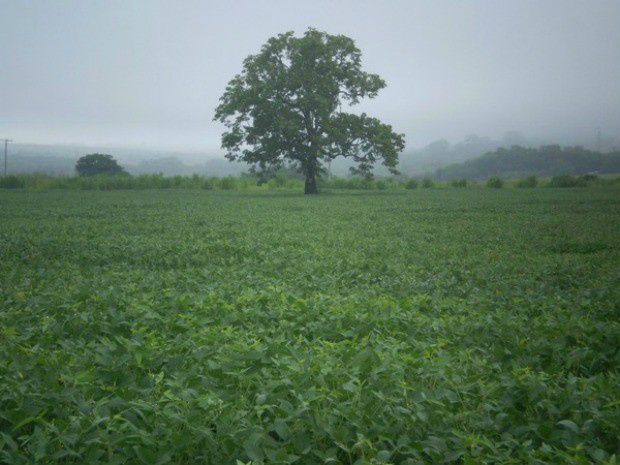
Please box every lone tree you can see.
[214,29,405,194]
[75,153,127,177]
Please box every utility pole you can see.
[1,139,13,176]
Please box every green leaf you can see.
[556,420,579,433]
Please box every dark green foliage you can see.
[421,177,434,188]
[218,176,238,190]
[320,176,374,190]
[75,153,127,177]
[581,173,599,185]
[516,175,538,188]
[436,145,620,180]
[6,173,620,193]
[374,179,388,190]
[450,178,467,188]
[486,176,504,188]
[0,175,25,188]
[244,164,306,186]
[1,189,620,463]
[549,174,587,188]
[214,29,405,194]
[269,174,288,188]
[1,173,261,191]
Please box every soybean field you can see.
[1,188,619,464]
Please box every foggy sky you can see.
[1,0,619,154]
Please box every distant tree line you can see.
[4,147,620,191]
[4,171,620,191]
[435,145,620,180]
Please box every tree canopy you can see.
[214,29,405,194]
[75,153,127,177]
[435,145,620,180]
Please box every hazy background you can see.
[1,0,619,170]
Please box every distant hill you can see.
[7,139,620,180]
[434,145,620,180]
[398,134,505,175]
[4,143,248,177]
[5,153,77,175]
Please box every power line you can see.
[1,139,13,176]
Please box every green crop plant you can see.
[1,188,619,464]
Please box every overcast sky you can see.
[1,0,619,154]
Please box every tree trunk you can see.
[304,173,318,194]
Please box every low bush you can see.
[375,180,388,190]
[516,175,538,188]
[580,174,599,185]
[0,175,26,188]
[548,174,586,188]
[219,176,238,190]
[405,179,418,190]
[486,176,504,188]
[267,174,288,188]
[450,178,467,188]
[421,177,434,188]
